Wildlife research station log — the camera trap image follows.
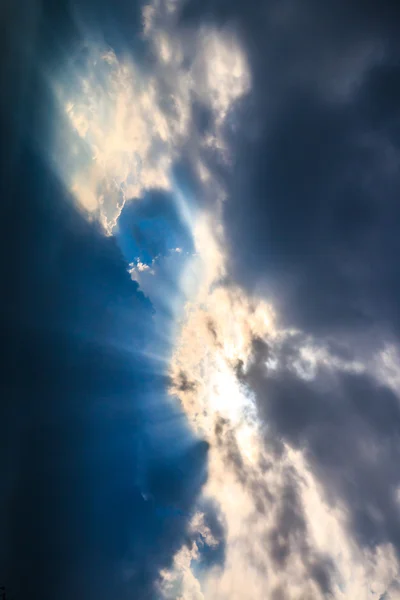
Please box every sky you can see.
[2,0,400,599]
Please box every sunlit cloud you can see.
[55,46,183,232]
[52,0,250,234]
[165,215,400,598]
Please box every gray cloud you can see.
[176,0,400,346]
[212,410,338,595]
[242,335,400,560]
[267,471,336,596]
[165,3,400,591]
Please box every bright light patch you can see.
[208,357,248,424]
[55,46,179,232]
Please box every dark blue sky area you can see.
[0,3,208,597]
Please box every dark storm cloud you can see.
[176,0,400,573]
[178,0,400,341]
[224,88,400,338]
[242,338,400,557]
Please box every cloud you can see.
[164,214,400,598]
[177,0,399,349]
[159,499,226,599]
[165,6,400,593]
[153,11,400,594]
[55,45,181,232]
[243,337,400,552]
[52,1,250,234]
[166,224,326,598]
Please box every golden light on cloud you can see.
[169,215,276,438]
[57,48,179,232]
[165,215,400,599]
[52,1,251,234]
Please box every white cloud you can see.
[165,219,400,599]
[373,343,400,396]
[53,3,250,234]
[193,28,251,124]
[55,45,183,232]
